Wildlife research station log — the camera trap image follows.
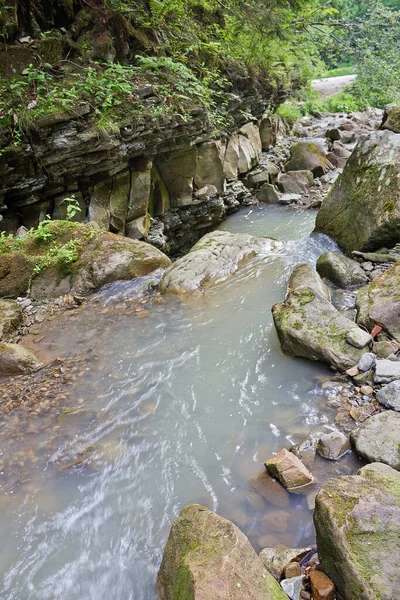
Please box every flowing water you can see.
[0,205,361,599]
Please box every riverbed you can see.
[0,205,361,599]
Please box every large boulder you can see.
[0,299,23,340]
[316,251,368,287]
[0,342,43,376]
[0,221,171,300]
[156,504,288,600]
[285,142,329,177]
[314,462,400,600]
[356,261,400,342]
[272,265,371,371]
[160,231,280,295]
[277,170,313,195]
[376,380,400,411]
[315,130,400,253]
[350,410,400,469]
[381,104,400,133]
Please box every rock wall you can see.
[0,93,282,253]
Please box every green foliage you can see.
[61,195,82,221]
[277,100,302,123]
[318,65,356,78]
[303,90,365,114]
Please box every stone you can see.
[287,264,330,300]
[314,462,400,600]
[160,230,280,295]
[265,448,313,489]
[290,438,317,469]
[277,170,313,195]
[127,159,152,221]
[223,134,240,179]
[194,141,226,194]
[285,142,329,177]
[239,122,262,162]
[88,179,111,229]
[279,194,301,205]
[125,215,149,240]
[317,431,350,460]
[109,169,130,233]
[0,299,23,340]
[259,547,312,580]
[350,410,400,469]
[315,130,400,253]
[284,562,302,579]
[309,570,335,600]
[259,115,276,150]
[316,251,368,287]
[273,265,370,372]
[357,352,376,372]
[376,380,400,411]
[249,471,290,507]
[157,147,197,206]
[373,340,400,358]
[238,134,257,174]
[346,328,372,349]
[360,385,373,395]
[194,185,218,199]
[156,504,287,600]
[0,252,35,298]
[332,140,352,158]
[325,128,342,142]
[374,358,400,383]
[256,183,280,203]
[0,342,43,376]
[260,510,290,534]
[356,262,400,343]
[280,575,304,600]
[381,103,400,133]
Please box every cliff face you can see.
[0,0,289,252]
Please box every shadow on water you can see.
[0,205,362,599]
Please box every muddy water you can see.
[0,205,361,599]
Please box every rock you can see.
[259,547,312,580]
[265,448,313,489]
[308,570,335,600]
[259,115,276,150]
[287,263,330,300]
[314,462,400,600]
[290,438,317,469]
[345,365,359,377]
[0,299,23,340]
[279,194,301,205]
[332,140,352,158]
[256,183,281,203]
[285,142,329,177]
[260,510,290,534]
[272,265,370,371]
[160,230,280,295]
[325,128,342,142]
[360,385,373,396]
[0,342,43,376]
[316,251,368,287]
[249,471,290,507]
[346,328,372,349]
[194,141,226,194]
[374,358,400,383]
[373,340,400,359]
[157,147,197,205]
[284,562,302,579]
[376,380,400,411]
[356,262,400,343]
[350,410,400,469]
[194,185,218,199]
[156,504,287,600]
[125,215,149,240]
[280,575,304,600]
[380,103,400,133]
[315,130,400,253]
[0,252,34,298]
[316,431,350,460]
[277,170,313,194]
[357,352,376,372]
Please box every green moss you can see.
[384,200,395,212]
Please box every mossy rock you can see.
[0,299,23,341]
[0,220,171,299]
[285,142,329,177]
[315,130,400,253]
[316,251,368,288]
[314,462,400,600]
[156,504,288,600]
[0,341,43,376]
[381,104,400,134]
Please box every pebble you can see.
[357,352,376,372]
[360,385,373,396]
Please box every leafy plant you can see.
[61,195,82,221]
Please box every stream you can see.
[0,205,362,599]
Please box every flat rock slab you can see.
[156,504,287,600]
[350,410,400,469]
[374,358,400,383]
[376,380,400,411]
[314,462,400,600]
[160,230,280,294]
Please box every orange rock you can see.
[309,569,335,600]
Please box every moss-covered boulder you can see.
[356,261,400,342]
[0,342,43,376]
[381,104,400,133]
[285,142,329,177]
[272,265,370,371]
[316,251,368,288]
[160,231,281,295]
[315,131,400,253]
[0,221,171,300]
[0,299,23,340]
[314,462,400,600]
[156,504,288,600]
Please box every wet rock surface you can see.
[265,448,313,489]
[350,410,400,469]
[316,251,368,287]
[314,462,400,600]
